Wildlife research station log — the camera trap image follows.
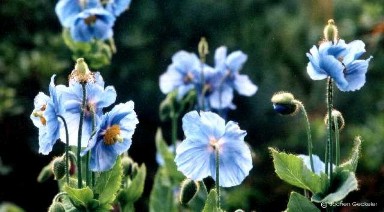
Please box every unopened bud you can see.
[52,157,66,180]
[121,156,134,177]
[323,19,339,44]
[179,178,199,205]
[324,109,345,131]
[271,91,299,115]
[37,164,53,183]
[198,37,209,63]
[48,201,65,212]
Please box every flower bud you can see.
[179,178,199,205]
[48,201,65,212]
[324,109,345,131]
[198,37,209,62]
[37,164,53,183]
[121,155,134,177]
[52,157,66,180]
[271,91,298,115]
[323,19,339,44]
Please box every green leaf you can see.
[118,163,147,206]
[94,156,122,205]
[155,128,184,181]
[339,136,361,172]
[188,181,209,212]
[63,185,94,209]
[0,202,25,212]
[202,189,223,212]
[312,170,358,204]
[149,167,177,212]
[269,148,329,194]
[285,192,320,212]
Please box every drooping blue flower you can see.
[306,39,372,91]
[175,111,253,187]
[210,46,258,109]
[30,75,65,155]
[55,0,101,28]
[70,7,116,42]
[81,101,139,171]
[57,73,117,147]
[298,154,334,175]
[105,0,132,17]
[159,51,202,100]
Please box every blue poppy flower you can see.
[30,75,65,155]
[57,74,117,147]
[298,154,334,175]
[175,111,253,187]
[306,39,372,91]
[159,51,202,100]
[106,0,132,17]
[55,0,101,28]
[210,46,257,109]
[70,8,116,42]
[81,101,139,171]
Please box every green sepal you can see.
[202,189,223,212]
[269,148,329,194]
[312,169,358,204]
[93,156,122,205]
[63,185,96,210]
[339,136,361,172]
[285,192,320,212]
[118,163,147,210]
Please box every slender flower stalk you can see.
[77,82,87,188]
[215,147,221,209]
[333,115,340,166]
[326,77,334,180]
[57,115,70,184]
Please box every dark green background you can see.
[0,0,383,211]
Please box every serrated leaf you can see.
[94,156,122,205]
[312,170,358,204]
[63,185,94,209]
[285,192,320,212]
[118,163,147,205]
[340,136,361,172]
[155,128,184,181]
[149,167,177,212]
[202,189,223,212]
[269,148,329,194]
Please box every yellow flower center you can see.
[84,15,97,25]
[103,125,122,145]
[33,104,47,126]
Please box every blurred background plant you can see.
[0,0,383,211]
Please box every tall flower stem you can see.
[325,77,334,180]
[293,101,315,172]
[333,115,340,166]
[171,112,178,156]
[77,82,87,188]
[215,147,221,209]
[57,115,69,184]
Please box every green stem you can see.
[333,116,340,166]
[295,101,315,172]
[326,78,334,181]
[171,112,178,156]
[77,82,87,188]
[57,115,69,184]
[215,147,220,209]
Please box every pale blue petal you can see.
[159,66,183,94]
[175,139,212,181]
[341,58,372,91]
[177,84,194,100]
[199,111,226,139]
[226,51,247,73]
[209,85,234,109]
[233,74,258,96]
[182,111,207,142]
[55,0,82,27]
[306,61,328,80]
[214,46,227,71]
[97,86,117,108]
[343,40,366,65]
[90,142,118,171]
[106,0,132,17]
[320,55,347,88]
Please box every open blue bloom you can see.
[298,154,334,175]
[81,101,138,171]
[306,39,372,91]
[30,75,65,155]
[210,46,258,109]
[106,0,132,17]
[175,111,253,187]
[57,74,117,147]
[159,51,202,100]
[55,0,101,28]
[70,7,116,42]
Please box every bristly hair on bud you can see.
[324,109,345,131]
[69,58,95,83]
[271,91,299,115]
[51,156,67,180]
[322,19,339,44]
[198,37,209,63]
[179,178,199,205]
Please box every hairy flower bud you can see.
[198,37,209,62]
[52,157,66,180]
[48,201,65,212]
[179,178,199,205]
[271,91,299,115]
[37,164,53,183]
[323,19,339,44]
[121,155,134,177]
[324,109,345,131]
